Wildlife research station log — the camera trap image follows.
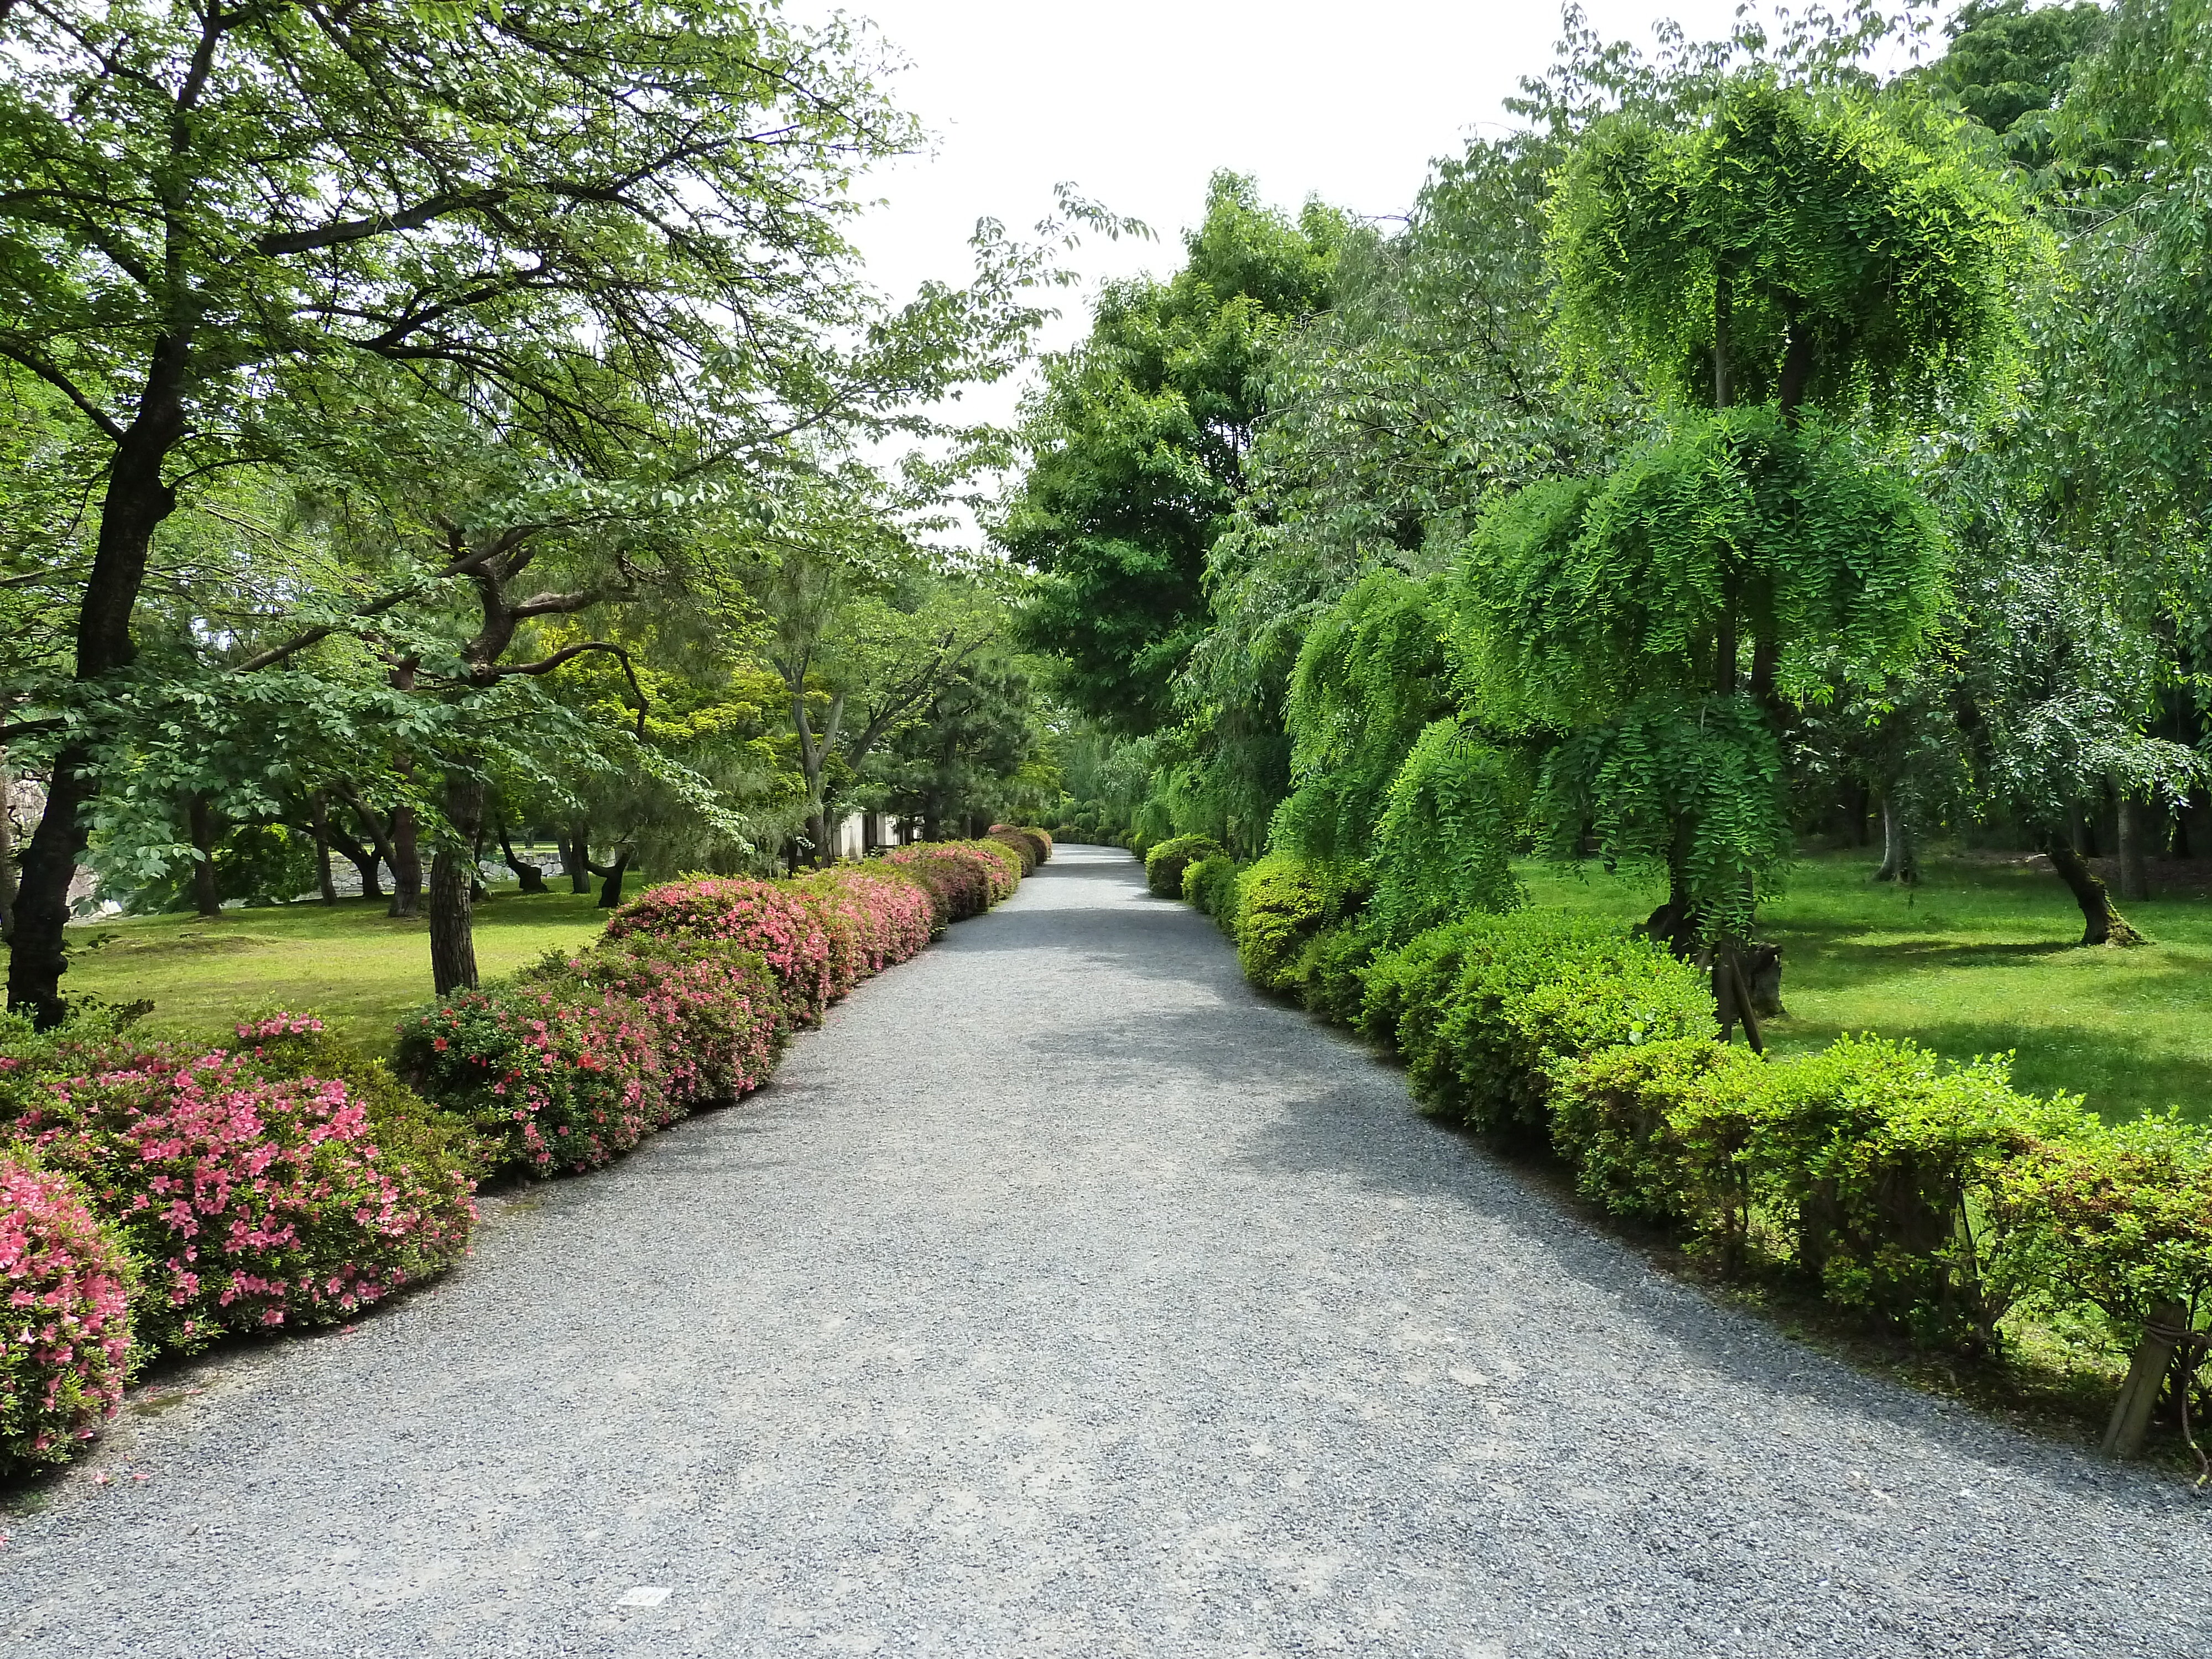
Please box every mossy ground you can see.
[1521,847,2212,1126]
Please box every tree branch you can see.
[493,640,649,737]
[255,189,513,257]
[230,540,507,672]
[0,340,126,442]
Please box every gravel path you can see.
[7,845,2210,1657]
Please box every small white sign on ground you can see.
[615,1586,672,1609]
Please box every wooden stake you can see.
[2104,1298,2188,1460]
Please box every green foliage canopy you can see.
[1547,74,2032,422]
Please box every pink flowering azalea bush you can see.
[790,869,936,995]
[602,876,833,1021]
[529,937,786,1104]
[882,841,1021,921]
[396,978,670,1177]
[991,825,1053,867]
[0,1152,134,1475]
[988,827,1049,874]
[7,1017,475,1357]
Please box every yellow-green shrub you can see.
[1233,853,1335,993]
[1181,854,1241,932]
[1145,834,1223,898]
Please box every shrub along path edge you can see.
[3,846,2209,1657]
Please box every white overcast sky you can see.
[789,1,1947,530]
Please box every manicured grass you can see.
[1522,849,2212,1126]
[11,885,613,1056]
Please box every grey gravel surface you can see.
[6,845,2210,1657]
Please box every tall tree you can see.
[996,173,1344,735]
[1464,72,2031,946]
[0,0,982,1024]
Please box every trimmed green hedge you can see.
[1181,853,1241,933]
[1144,834,1224,899]
[1359,911,1715,1135]
[1161,845,2212,1422]
[1232,852,1332,994]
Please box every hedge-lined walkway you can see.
[6,847,2210,1656]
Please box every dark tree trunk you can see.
[309,791,339,905]
[1873,795,1918,884]
[562,817,593,893]
[341,791,392,900]
[325,817,382,900]
[2043,832,2145,946]
[497,817,550,893]
[2116,791,2151,902]
[1747,630,1779,708]
[0,751,17,942]
[587,847,632,909]
[468,823,489,904]
[2070,801,2099,858]
[427,773,487,997]
[1842,778,1871,846]
[7,377,186,1024]
[187,791,223,918]
[387,805,422,917]
[6,754,94,1026]
[921,806,941,843]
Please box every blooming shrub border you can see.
[0,1152,133,1477]
[0,848,1024,1474]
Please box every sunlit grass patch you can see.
[1519,850,2212,1125]
[15,886,613,1056]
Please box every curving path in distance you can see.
[6,846,2210,1657]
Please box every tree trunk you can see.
[2070,800,2098,858]
[309,792,339,905]
[6,385,186,1025]
[427,773,487,997]
[587,847,632,909]
[2043,832,2145,946]
[342,791,393,900]
[187,792,223,918]
[1872,795,1918,884]
[566,823,602,898]
[387,805,422,918]
[1843,779,1871,846]
[497,817,550,893]
[468,823,489,904]
[562,818,593,893]
[2116,790,2151,902]
[6,754,97,1026]
[921,806,941,843]
[326,818,382,900]
[0,749,16,942]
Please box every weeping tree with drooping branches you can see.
[1456,70,2033,952]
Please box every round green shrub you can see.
[1144,834,1224,899]
[1181,854,1241,931]
[1234,853,1334,993]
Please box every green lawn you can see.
[1522,850,2212,1126]
[13,885,613,1056]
